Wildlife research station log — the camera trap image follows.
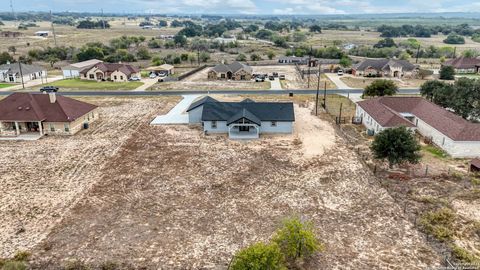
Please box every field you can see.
[27,79,144,91]
[340,75,428,89]
[0,96,443,269]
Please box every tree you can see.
[236,53,247,61]
[309,25,322,33]
[267,51,275,60]
[339,57,352,68]
[8,46,16,55]
[292,31,307,42]
[420,80,448,101]
[0,51,14,64]
[272,217,323,264]
[136,47,151,60]
[462,49,479,58]
[250,53,261,61]
[158,20,168,27]
[374,38,397,48]
[174,34,187,47]
[244,24,259,33]
[47,55,59,68]
[230,242,286,270]
[417,69,433,79]
[439,65,455,80]
[443,33,465,44]
[199,52,210,63]
[364,79,398,97]
[371,126,421,167]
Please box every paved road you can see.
[0,89,420,96]
[0,76,64,91]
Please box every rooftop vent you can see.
[17,106,22,110]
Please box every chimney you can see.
[49,92,56,103]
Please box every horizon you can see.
[3,0,480,16]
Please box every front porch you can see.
[0,120,44,139]
[228,123,259,140]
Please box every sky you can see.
[4,0,480,15]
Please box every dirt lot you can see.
[0,96,179,258]
[340,75,428,89]
[14,99,440,269]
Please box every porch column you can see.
[0,121,3,134]
[38,121,43,136]
[14,121,20,135]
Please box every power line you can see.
[50,10,58,47]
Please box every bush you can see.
[420,208,456,241]
[272,217,323,263]
[250,54,261,61]
[236,53,247,61]
[230,242,286,270]
[443,33,465,44]
[371,126,421,167]
[364,79,398,96]
[451,245,480,264]
[1,261,27,270]
[439,65,455,80]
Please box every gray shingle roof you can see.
[353,58,416,72]
[227,108,261,126]
[0,64,45,76]
[186,96,218,112]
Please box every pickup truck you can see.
[40,86,59,92]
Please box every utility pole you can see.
[101,9,106,29]
[197,47,200,66]
[307,45,313,88]
[338,103,343,125]
[453,47,457,58]
[18,61,25,89]
[315,63,321,116]
[323,81,327,108]
[50,10,57,47]
[10,0,17,27]
[415,44,420,64]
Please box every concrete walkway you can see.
[1,76,64,91]
[324,73,364,103]
[270,78,282,90]
[133,78,158,92]
[150,94,201,125]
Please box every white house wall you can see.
[203,121,228,133]
[188,106,203,123]
[355,106,386,134]
[63,69,80,78]
[259,121,293,133]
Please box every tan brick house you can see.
[208,62,252,80]
[80,62,140,82]
[0,92,98,139]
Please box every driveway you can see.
[324,73,352,89]
[0,76,64,91]
[133,78,158,92]
[270,78,282,90]
[150,94,201,125]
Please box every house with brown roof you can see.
[208,62,252,80]
[80,62,140,82]
[61,59,103,78]
[442,57,480,74]
[0,92,98,139]
[352,58,417,78]
[356,96,480,158]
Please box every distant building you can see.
[35,31,49,37]
[0,63,46,83]
[278,56,308,64]
[0,93,98,138]
[145,64,175,75]
[356,96,480,158]
[80,63,141,82]
[443,57,480,74]
[208,62,252,81]
[0,31,22,38]
[61,59,103,79]
[352,58,417,78]
[213,37,237,44]
[187,96,295,139]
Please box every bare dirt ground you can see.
[0,96,178,258]
[26,101,439,269]
[340,75,428,89]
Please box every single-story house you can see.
[352,58,417,78]
[0,92,98,138]
[145,64,175,75]
[356,96,480,158]
[186,96,295,139]
[80,62,141,82]
[0,31,22,38]
[208,62,252,81]
[278,56,309,64]
[61,59,103,78]
[35,31,49,37]
[442,57,480,74]
[0,63,46,83]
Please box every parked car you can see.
[149,73,157,79]
[255,76,265,82]
[40,86,59,92]
[158,71,168,77]
[337,70,344,76]
[129,76,141,81]
[268,75,275,81]
[279,74,286,80]
[272,72,279,78]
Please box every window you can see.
[114,75,117,80]
[50,124,55,132]
[211,121,217,129]
[271,121,277,127]
[120,76,124,80]
[64,124,70,132]
[442,137,445,146]
[91,112,94,119]
[89,74,94,79]
[241,75,246,80]
[221,74,225,79]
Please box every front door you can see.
[239,126,250,132]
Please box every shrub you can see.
[364,79,398,96]
[420,208,456,241]
[439,65,455,80]
[371,126,421,167]
[451,245,480,264]
[272,217,323,263]
[1,261,27,270]
[230,242,286,270]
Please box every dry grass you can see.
[340,76,428,89]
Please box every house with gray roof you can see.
[187,96,295,139]
[352,58,417,78]
[356,96,480,158]
[207,62,253,81]
[0,63,46,83]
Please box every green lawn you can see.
[46,79,143,91]
[422,145,449,159]
[0,83,14,89]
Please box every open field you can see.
[0,96,179,259]
[0,97,437,269]
[26,79,144,91]
[340,75,428,89]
